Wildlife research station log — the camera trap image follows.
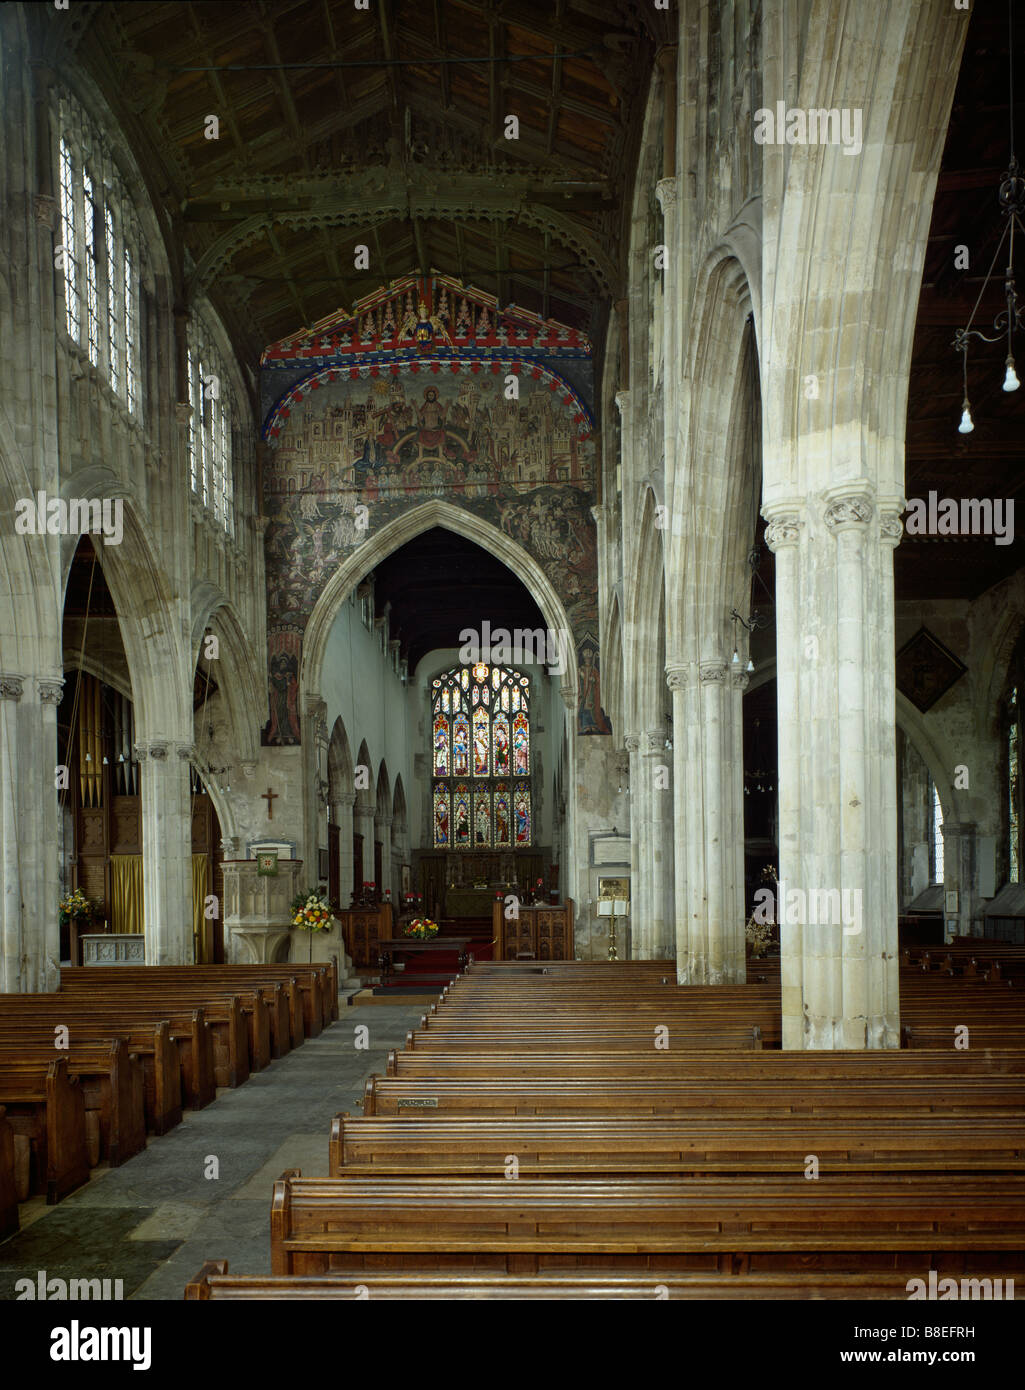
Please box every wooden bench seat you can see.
[404,1029,767,1055]
[0,1057,90,1203]
[0,1038,144,1168]
[0,1016,180,1135]
[364,1073,1025,1117]
[329,1113,1025,1176]
[0,999,215,1110]
[57,981,264,1082]
[185,1260,973,1300]
[268,1170,1025,1276]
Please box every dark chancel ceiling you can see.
[63,0,665,369]
[364,527,547,672]
[901,4,1025,600]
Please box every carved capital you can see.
[176,743,197,762]
[665,664,689,692]
[699,662,727,685]
[655,176,678,213]
[824,495,873,532]
[643,727,667,754]
[614,389,631,417]
[34,194,59,230]
[37,678,65,705]
[220,835,240,856]
[335,791,357,809]
[134,740,169,762]
[377,813,393,829]
[623,734,641,753]
[0,675,25,701]
[731,671,751,692]
[240,761,257,778]
[879,511,904,545]
[764,514,801,551]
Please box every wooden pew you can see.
[0,1038,145,1168]
[328,1112,1025,1177]
[0,1106,18,1239]
[0,999,215,1111]
[185,1260,958,1300]
[268,1170,1025,1276]
[58,978,261,1083]
[363,1073,1025,1118]
[0,1057,90,1203]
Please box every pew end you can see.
[184,1260,230,1299]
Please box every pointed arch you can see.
[328,715,354,800]
[190,586,264,762]
[301,501,579,711]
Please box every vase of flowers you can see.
[290,888,335,962]
[59,888,97,931]
[403,917,439,941]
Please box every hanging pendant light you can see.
[952,1,1024,429]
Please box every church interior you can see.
[1,0,1024,1327]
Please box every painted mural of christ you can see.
[416,386,448,459]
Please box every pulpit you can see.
[492,899,574,960]
[222,858,305,963]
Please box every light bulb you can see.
[958,401,974,433]
[102,755,109,765]
[731,648,740,667]
[746,658,755,673]
[118,753,125,763]
[1003,356,1020,392]
[84,752,91,762]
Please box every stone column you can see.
[376,812,393,910]
[0,675,62,992]
[729,669,750,975]
[623,734,646,957]
[643,725,672,959]
[941,821,978,941]
[655,175,679,491]
[666,665,690,975]
[353,803,375,892]
[333,791,356,904]
[766,499,901,1049]
[136,739,194,965]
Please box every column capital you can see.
[376,813,393,829]
[0,675,25,701]
[824,494,873,532]
[699,661,727,685]
[614,388,632,416]
[37,677,65,705]
[642,726,667,754]
[879,511,904,546]
[623,734,641,753]
[240,761,257,778]
[335,791,357,809]
[763,513,802,551]
[34,193,59,231]
[731,671,751,692]
[665,663,690,691]
[655,176,678,213]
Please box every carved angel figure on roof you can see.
[398,299,453,350]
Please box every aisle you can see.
[0,1002,424,1301]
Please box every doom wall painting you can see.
[260,275,612,745]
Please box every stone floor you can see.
[0,999,424,1301]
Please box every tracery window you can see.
[54,92,142,416]
[431,663,531,849]
[185,328,234,535]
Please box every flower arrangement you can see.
[403,917,439,940]
[290,889,334,933]
[59,888,97,929]
[745,865,779,959]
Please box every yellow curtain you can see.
[109,854,144,934]
[192,854,210,963]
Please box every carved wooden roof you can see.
[58,0,659,369]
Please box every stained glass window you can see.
[433,714,449,776]
[430,664,531,848]
[453,784,471,847]
[493,782,511,848]
[433,783,450,849]
[453,713,469,776]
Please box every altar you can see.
[445,888,497,919]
